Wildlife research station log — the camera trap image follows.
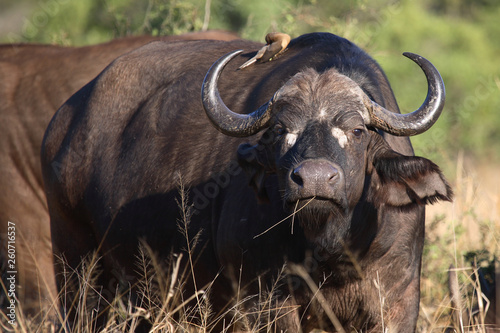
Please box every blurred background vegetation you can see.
[1,0,499,172]
[1,0,498,328]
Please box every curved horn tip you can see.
[202,49,274,137]
[203,49,243,96]
[402,52,419,60]
[216,49,244,68]
[402,52,443,80]
[402,51,446,100]
[364,52,446,136]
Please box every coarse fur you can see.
[0,30,238,316]
[41,32,452,331]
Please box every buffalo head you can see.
[202,50,452,236]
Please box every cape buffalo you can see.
[0,30,238,316]
[41,32,452,331]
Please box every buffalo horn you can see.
[362,52,445,136]
[202,50,276,137]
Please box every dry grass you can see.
[1,154,499,332]
[419,152,500,332]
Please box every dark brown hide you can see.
[0,30,238,316]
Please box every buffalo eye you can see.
[275,125,286,137]
[352,128,363,137]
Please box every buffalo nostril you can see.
[290,162,340,188]
[327,167,339,184]
[291,166,304,187]
[289,160,343,200]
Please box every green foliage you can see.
[2,0,114,45]
[365,0,500,165]
[141,0,205,35]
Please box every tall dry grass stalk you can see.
[2,155,499,332]
[0,179,292,332]
[419,152,500,332]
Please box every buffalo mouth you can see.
[285,195,348,220]
[284,196,348,232]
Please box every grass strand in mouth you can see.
[254,197,316,239]
[291,199,300,235]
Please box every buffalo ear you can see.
[371,150,453,207]
[237,143,275,202]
